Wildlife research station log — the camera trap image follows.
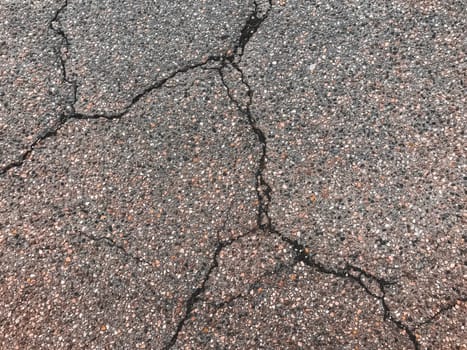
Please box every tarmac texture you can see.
[0,0,465,349]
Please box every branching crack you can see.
[1,1,442,349]
[276,230,419,348]
[215,1,420,349]
[163,2,274,348]
[1,0,271,175]
[163,231,248,349]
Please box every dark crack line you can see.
[0,114,67,175]
[1,0,269,175]
[414,297,467,329]
[1,0,273,175]
[234,0,272,59]
[266,224,421,347]
[1,1,72,175]
[215,2,420,349]
[269,227,419,349]
[71,56,224,121]
[1,3,274,346]
[218,63,271,229]
[205,260,292,319]
[1,1,423,348]
[164,210,247,350]
[49,0,78,119]
[80,233,147,265]
[1,0,274,175]
[163,238,231,350]
[216,0,274,228]
[162,199,236,349]
[50,0,73,86]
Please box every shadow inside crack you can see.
[0,68,259,349]
[0,1,74,171]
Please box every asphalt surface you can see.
[0,0,465,349]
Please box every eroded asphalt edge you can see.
[1,1,464,348]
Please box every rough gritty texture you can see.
[61,0,254,114]
[243,0,466,344]
[1,0,465,349]
[0,68,259,348]
[0,0,72,169]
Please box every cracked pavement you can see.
[0,0,465,349]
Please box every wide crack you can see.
[213,1,420,349]
[1,0,439,349]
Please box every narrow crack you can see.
[50,0,74,87]
[163,236,242,350]
[205,259,292,319]
[79,233,147,265]
[218,0,273,229]
[0,116,66,175]
[414,297,467,329]
[218,65,271,229]
[1,0,72,175]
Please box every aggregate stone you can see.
[1,0,465,348]
[0,68,259,348]
[60,0,254,114]
[0,0,72,169]
[241,0,466,336]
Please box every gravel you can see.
[1,0,465,349]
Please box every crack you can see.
[0,116,66,175]
[214,2,420,349]
[2,2,275,346]
[0,1,73,175]
[163,210,249,350]
[414,297,467,329]
[265,227,419,348]
[214,0,275,228]
[233,0,272,59]
[205,260,292,319]
[80,233,147,265]
[1,1,429,348]
[1,0,272,176]
[50,0,74,88]
[261,204,419,347]
[218,65,271,229]
[162,3,275,347]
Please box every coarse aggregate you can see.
[60,0,254,114]
[0,0,73,169]
[0,0,465,349]
[242,0,466,344]
[0,68,259,348]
